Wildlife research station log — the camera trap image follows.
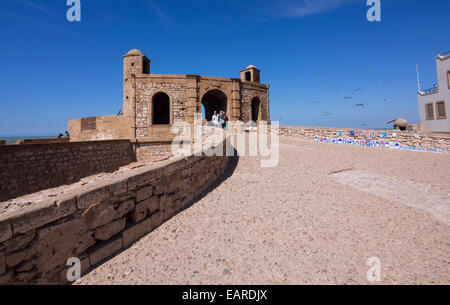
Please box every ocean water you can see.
[1,136,56,145]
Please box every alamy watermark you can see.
[67,0,81,22]
[65,1,381,23]
[366,0,381,22]
[170,114,280,168]
[66,257,81,282]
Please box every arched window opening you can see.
[201,89,228,122]
[245,71,251,81]
[152,92,170,125]
[251,97,260,122]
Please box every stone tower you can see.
[240,65,261,83]
[122,49,150,117]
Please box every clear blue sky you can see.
[0,0,448,136]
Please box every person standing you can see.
[220,111,228,129]
[212,111,219,128]
[218,111,224,128]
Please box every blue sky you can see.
[0,0,448,136]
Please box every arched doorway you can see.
[152,92,170,125]
[201,89,227,121]
[251,97,260,122]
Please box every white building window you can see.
[436,101,447,119]
[447,70,450,89]
[426,103,435,120]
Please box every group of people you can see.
[57,131,70,138]
[211,110,229,130]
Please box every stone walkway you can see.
[77,136,450,284]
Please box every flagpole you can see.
[416,63,421,93]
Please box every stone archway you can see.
[201,89,227,121]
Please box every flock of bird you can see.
[279,65,393,127]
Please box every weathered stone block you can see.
[0,271,13,285]
[117,199,134,217]
[147,196,160,214]
[127,170,158,190]
[77,185,110,210]
[80,256,90,275]
[3,230,35,254]
[37,218,95,273]
[94,217,126,241]
[0,222,12,243]
[163,207,176,221]
[89,236,123,266]
[164,159,185,175]
[83,201,118,229]
[153,182,167,195]
[151,211,163,230]
[11,197,77,234]
[5,243,36,269]
[109,179,128,196]
[122,218,152,247]
[136,186,153,202]
[130,202,149,223]
[160,195,174,211]
[0,252,5,275]
[15,269,39,283]
[15,258,36,273]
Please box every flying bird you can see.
[344,96,352,99]
[354,88,361,91]
[356,103,365,107]
[330,88,338,92]
[384,98,391,102]
[368,65,374,70]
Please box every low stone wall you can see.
[135,142,174,161]
[0,140,134,202]
[0,142,232,284]
[278,126,450,152]
[17,138,70,145]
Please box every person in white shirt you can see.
[212,111,219,128]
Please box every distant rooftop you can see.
[437,50,450,60]
[418,51,449,96]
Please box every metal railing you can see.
[421,86,439,94]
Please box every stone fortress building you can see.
[69,49,270,158]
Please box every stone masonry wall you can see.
[277,126,450,151]
[135,142,174,161]
[241,84,269,123]
[0,142,231,284]
[0,140,134,202]
[135,81,187,139]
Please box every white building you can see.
[417,53,450,132]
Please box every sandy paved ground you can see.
[77,136,450,285]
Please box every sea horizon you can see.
[0,135,56,145]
